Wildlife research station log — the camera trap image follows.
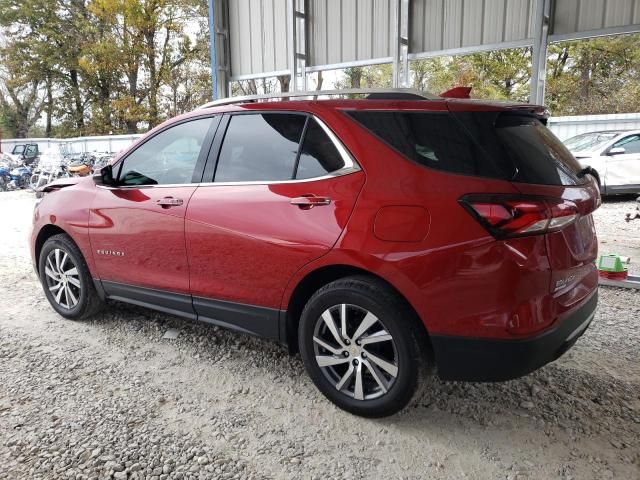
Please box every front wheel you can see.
[298,276,428,417]
[38,234,104,320]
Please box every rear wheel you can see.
[298,276,428,417]
[38,234,103,320]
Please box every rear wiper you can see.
[577,166,597,178]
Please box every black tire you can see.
[38,233,104,320]
[586,172,601,195]
[298,275,429,417]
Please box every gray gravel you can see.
[1,190,639,479]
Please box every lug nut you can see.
[352,359,359,366]
[344,339,350,345]
[343,351,349,357]
[355,340,361,346]
[361,352,367,359]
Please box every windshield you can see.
[563,132,619,154]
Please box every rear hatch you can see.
[450,105,600,306]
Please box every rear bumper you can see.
[431,291,597,381]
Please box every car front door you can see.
[89,116,219,313]
[605,134,640,191]
[185,112,365,338]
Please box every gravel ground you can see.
[1,190,639,480]
[593,194,640,275]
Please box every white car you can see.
[564,130,640,194]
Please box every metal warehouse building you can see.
[207,0,640,103]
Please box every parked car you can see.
[30,89,600,417]
[11,143,40,165]
[564,129,640,194]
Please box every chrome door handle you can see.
[156,197,184,208]
[290,195,332,209]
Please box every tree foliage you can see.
[0,0,211,137]
[411,34,640,115]
[1,3,640,140]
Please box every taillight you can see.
[459,194,579,239]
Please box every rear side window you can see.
[215,113,306,182]
[347,110,587,186]
[295,120,345,179]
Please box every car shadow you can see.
[88,300,637,449]
[602,193,638,203]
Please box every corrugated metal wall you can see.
[227,0,640,79]
[1,135,143,155]
[552,0,640,37]
[548,113,640,140]
[229,0,290,77]
[409,0,535,54]
[308,0,394,66]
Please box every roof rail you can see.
[198,88,437,109]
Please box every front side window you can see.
[215,113,306,182]
[118,117,215,186]
[612,135,640,154]
[25,145,38,157]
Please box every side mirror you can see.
[608,146,626,156]
[93,164,116,186]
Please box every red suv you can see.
[31,89,599,417]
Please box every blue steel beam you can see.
[208,0,218,100]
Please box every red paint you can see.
[89,186,197,293]
[439,86,472,98]
[374,206,430,242]
[186,173,365,306]
[31,96,599,346]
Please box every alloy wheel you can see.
[312,304,399,400]
[44,248,81,309]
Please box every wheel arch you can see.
[34,224,69,273]
[284,263,431,356]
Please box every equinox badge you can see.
[96,249,125,257]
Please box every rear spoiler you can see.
[440,86,472,99]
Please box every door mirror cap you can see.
[93,164,116,186]
[608,146,626,156]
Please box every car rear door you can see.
[185,112,364,338]
[604,134,640,190]
[89,116,219,313]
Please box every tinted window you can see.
[295,119,345,179]
[348,110,587,186]
[346,111,511,179]
[215,114,306,182]
[491,114,587,185]
[118,117,214,186]
[613,135,640,154]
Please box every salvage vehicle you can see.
[30,88,600,417]
[11,143,39,165]
[564,129,640,194]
